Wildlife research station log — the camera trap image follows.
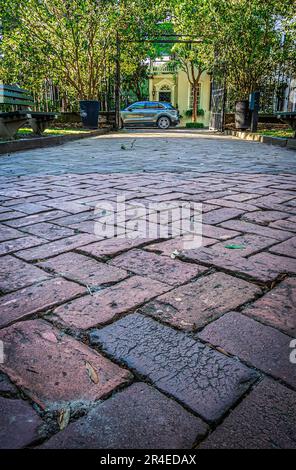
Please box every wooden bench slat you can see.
[0,85,29,94]
[0,91,33,100]
[0,98,34,106]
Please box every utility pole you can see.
[115,32,121,130]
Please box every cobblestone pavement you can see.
[0,129,296,176]
[0,143,296,448]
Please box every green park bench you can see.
[0,84,58,139]
[275,111,296,138]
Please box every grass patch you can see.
[17,127,92,137]
[257,128,294,138]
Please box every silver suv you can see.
[120,101,180,129]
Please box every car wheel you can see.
[157,116,171,129]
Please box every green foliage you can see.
[186,122,204,128]
[185,108,204,117]
[258,128,294,138]
[205,0,296,99]
[0,0,167,103]
[1,0,294,109]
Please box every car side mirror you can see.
[127,107,133,112]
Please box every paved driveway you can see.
[0,130,296,449]
[0,129,295,176]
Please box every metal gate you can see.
[209,79,226,131]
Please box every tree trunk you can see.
[192,85,198,122]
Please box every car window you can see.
[130,103,145,110]
[164,103,175,109]
[145,102,164,109]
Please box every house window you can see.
[189,84,201,108]
[158,85,172,103]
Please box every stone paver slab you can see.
[242,210,290,225]
[225,192,262,202]
[0,224,25,242]
[249,252,296,276]
[38,252,128,287]
[51,275,170,330]
[144,236,216,257]
[211,233,278,257]
[110,249,206,286]
[90,313,258,422]
[243,277,296,336]
[0,236,46,256]
[269,236,296,258]
[269,219,296,233]
[22,222,76,241]
[201,224,240,240]
[0,255,51,293]
[7,202,51,215]
[50,210,95,227]
[40,383,208,449]
[199,312,296,388]
[42,200,90,213]
[0,277,85,329]
[220,219,293,241]
[202,208,245,225]
[179,247,282,283]
[0,210,26,222]
[77,237,154,260]
[0,320,132,409]
[204,198,259,212]
[140,272,261,330]
[200,378,296,449]
[0,397,43,449]
[5,210,69,228]
[16,233,98,261]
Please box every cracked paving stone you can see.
[199,378,296,449]
[140,272,261,331]
[51,275,170,330]
[37,252,128,287]
[0,397,43,449]
[90,313,258,422]
[40,383,208,449]
[110,249,207,286]
[198,312,296,388]
[0,319,132,410]
[0,255,51,293]
[242,277,296,336]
